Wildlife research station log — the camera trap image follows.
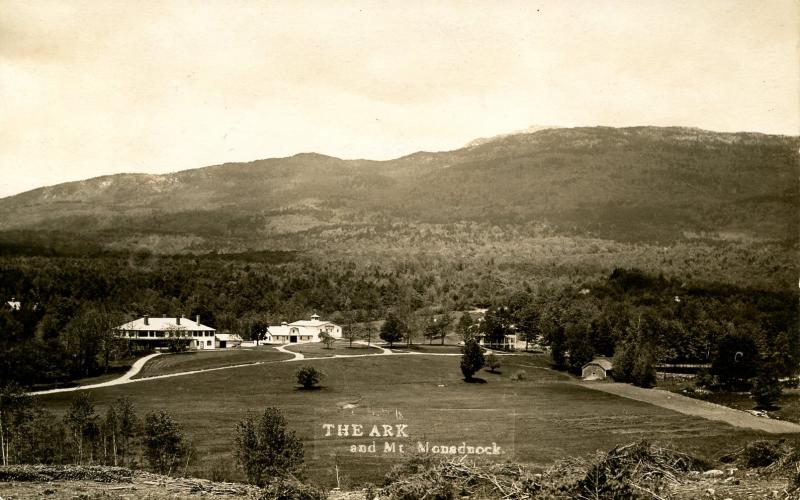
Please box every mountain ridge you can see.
[0,125,797,255]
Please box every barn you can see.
[581,358,613,380]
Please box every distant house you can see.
[215,333,243,349]
[115,315,218,350]
[582,358,613,380]
[4,298,37,311]
[267,314,342,344]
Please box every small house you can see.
[581,358,613,380]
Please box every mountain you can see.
[0,126,797,256]
[463,124,560,147]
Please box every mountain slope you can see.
[0,126,796,251]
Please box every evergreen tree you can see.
[460,340,485,381]
[751,359,782,409]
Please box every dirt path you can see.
[582,381,800,434]
[31,353,161,396]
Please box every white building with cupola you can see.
[267,314,342,344]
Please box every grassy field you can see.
[284,341,384,358]
[38,354,784,488]
[133,347,292,379]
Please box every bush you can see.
[234,408,304,486]
[510,369,526,381]
[695,369,714,388]
[741,440,783,468]
[295,366,324,390]
[485,352,501,373]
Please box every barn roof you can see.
[583,358,613,371]
[215,333,243,342]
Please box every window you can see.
[207,340,211,346]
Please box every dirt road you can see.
[582,381,800,434]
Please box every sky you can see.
[1,0,798,198]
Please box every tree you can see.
[234,408,304,486]
[423,317,441,345]
[438,309,452,345]
[380,314,405,347]
[364,323,374,346]
[164,325,190,353]
[341,324,359,348]
[711,332,760,388]
[143,410,189,474]
[457,313,474,343]
[116,396,139,466]
[64,393,98,464]
[631,345,657,388]
[565,323,594,374]
[250,318,270,346]
[751,358,782,409]
[485,352,501,373]
[319,331,334,349]
[460,339,485,381]
[0,383,32,465]
[295,365,324,389]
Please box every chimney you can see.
[196,315,201,325]
[176,315,181,325]
[144,314,149,326]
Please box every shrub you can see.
[485,352,501,373]
[510,369,526,381]
[234,408,304,486]
[295,366,324,390]
[741,440,783,468]
[695,369,714,388]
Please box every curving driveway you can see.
[31,353,162,396]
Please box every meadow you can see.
[38,353,783,487]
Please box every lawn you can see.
[133,346,292,379]
[387,343,463,354]
[284,341,384,358]
[38,354,784,488]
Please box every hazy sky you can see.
[1,0,798,197]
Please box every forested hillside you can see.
[0,126,797,389]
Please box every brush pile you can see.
[551,441,707,499]
[0,465,134,483]
[378,441,708,499]
[380,454,541,499]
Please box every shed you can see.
[215,333,243,349]
[581,358,613,380]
